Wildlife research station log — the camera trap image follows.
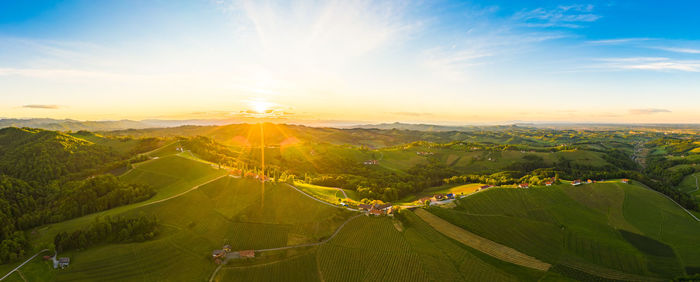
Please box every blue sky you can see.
[1,0,699,123]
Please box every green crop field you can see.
[213,213,566,282]
[427,182,700,280]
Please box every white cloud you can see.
[514,4,600,28]
[595,57,700,72]
[585,38,650,45]
[655,47,700,54]
[629,108,671,115]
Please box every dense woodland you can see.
[0,128,158,263]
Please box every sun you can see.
[249,99,273,114]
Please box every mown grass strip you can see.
[413,208,552,271]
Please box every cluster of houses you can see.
[241,171,271,182]
[227,169,271,182]
[418,193,456,205]
[212,245,255,264]
[416,151,434,156]
[44,255,70,269]
[478,185,495,191]
[358,203,393,216]
[363,160,379,165]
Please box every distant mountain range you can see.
[0,118,237,132]
[2,118,699,133]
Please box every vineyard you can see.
[216,253,320,282]
[317,217,428,282]
[413,209,551,271]
[428,182,700,279]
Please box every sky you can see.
[1,0,699,124]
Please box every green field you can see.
[428,182,700,279]
[397,183,484,204]
[294,182,361,203]
[214,214,560,282]
[10,154,353,281]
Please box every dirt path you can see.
[413,209,552,271]
[336,188,348,199]
[208,214,363,282]
[0,249,49,281]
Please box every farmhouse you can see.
[358,204,372,211]
[212,249,226,259]
[586,179,593,184]
[229,169,242,178]
[418,197,431,204]
[545,181,552,186]
[369,209,383,216]
[518,183,529,188]
[434,194,446,200]
[572,180,582,186]
[58,257,70,268]
[621,179,629,184]
[240,250,255,258]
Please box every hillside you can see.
[0,127,161,183]
[427,181,700,280]
[7,153,353,281]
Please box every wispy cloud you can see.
[22,104,61,109]
[585,38,650,45]
[655,47,700,54]
[629,108,671,115]
[595,57,700,72]
[513,4,600,28]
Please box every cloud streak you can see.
[629,108,671,115]
[514,4,600,28]
[595,57,700,72]
[22,104,60,109]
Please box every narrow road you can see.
[209,214,363,282]
[283,183,360,212]
[636,181,699,222]
[137,174,227,208]
[0,249,49,281]
[336,188,348,199]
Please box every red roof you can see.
[239,250,255,258]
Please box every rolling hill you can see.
[427,181,700,280]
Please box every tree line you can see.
[54,215,158,253]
